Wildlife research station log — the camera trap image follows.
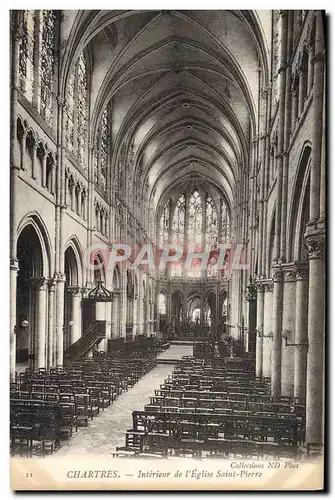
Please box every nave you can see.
[10,9,326,459]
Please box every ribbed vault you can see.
[60,10,270,233]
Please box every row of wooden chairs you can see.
[115,356,305,459]
[10,347,159,457]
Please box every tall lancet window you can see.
[188,190,202,247]
[100,106,109,180]
[171,194,185,277]
[221,199,231,240]
[205,195,218,249]
[159,200,170,248]
[94,105,109,192]
[39,10,56,124]
[19,11,35,102]
[76,53,88,166]
[188,190,202,278]
[65,68,75,153]
[65,53,88,167]
[172,194,186,246]
[18,10,56,123]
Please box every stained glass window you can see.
[171,194,185,277]
[19,10,35,102]
[172,194,185,246]
[188,190,202,247]
[159,200,170,248]
[221,199,231,240]
[205,195,218,249]
[65,68,75,152]
[39,10,56,124]
[100,106,108,179]
[93,134,99,183]
[65,52,88,166]
[76,53,87,166]
[18,10,56,122]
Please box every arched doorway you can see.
[186,294,200,323]
[206,292,217,327]
[16,225,44,371]
[158,291,167,336]
[112,264,121,337]
[126,270,134,338]
[191,308,200,322]
[64,246,79,350]
[142,280,147,334]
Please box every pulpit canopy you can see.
[87,280,114,302]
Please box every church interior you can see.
[10,10,325,460]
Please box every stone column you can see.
[291,88,298,130]
[31,143,38,181]
[106,300,112,341]
[55,274,66,366]
[132,295,138,337]
[294,264,309,400]
[298,70,305,116]
[47,279,56,369]
[120,271,127,337]
[303,12,325,445]
[68,286,82,344]
[319,75,326,221]
[263,280,274,378]
[245,280,257,354]
[10,18,21,381]
[138,294,144,335]
[305,230,325,445]
[35,278,48,370]
[112,294,120,337]
[40,151,47,188]
[255,281,264,378]
[307,44,315,95]
[310,12,324,222]
[19,132,27,171]
[271,266,283,397]
[281,266,297,396]
[51,164,56,195]
[10,259,19,381]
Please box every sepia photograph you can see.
[9,7,326,491]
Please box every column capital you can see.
[67,285,83,296]
[47,277,57,290]
[305,43,314,54]
[54,273,66,283]
[311,51,325,65]
[305,235,325,259]
[263,279,274,292]
[30,277,48,291]
[57,95,65,107]
[272,265,283,282]
[245,281,257,301]
[82,283,94,298]
[294,262,309,280]
[304,225,325,260]
[282,264,297,282]
[10,258,19,271]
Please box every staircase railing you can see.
[64,320,106,362]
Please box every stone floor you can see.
[48,363,174,457]
[157,343,193,361]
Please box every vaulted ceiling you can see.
[61,10,271,216]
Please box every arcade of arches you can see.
[10,10,325,450]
